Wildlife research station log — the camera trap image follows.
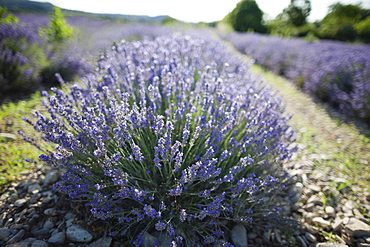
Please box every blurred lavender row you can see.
[0,21,48,99]
[221,32,370,123]
[1,13,178,103]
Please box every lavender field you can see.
[220,32,370,123]
[1,10,370,247]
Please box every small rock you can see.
[0,228,12,241]
[0,133,17,139]
[48,232,65,244]
[332,218,343,232]
[359,239,366,243]
[303,203,316,212]
[43,170,60,186]
[247,232,257,240]
[296,236,307,247]
[41,197,53,205]
[357,244,370,247]
[231,224,248,247]
[305,232,317,242]
[31,228,50,237]
[304,212,315,224]
[66,225,93,243]
[7,229,25,244]
[290,182,304,203]
[342,234,352,245]
[87,236,112,247]
[0,212,7,226]
[6,242,31,247]
[308,184,321,193]
[27,184,41,194]
[365,236,370,243]
[316,243,348,247]
[312,217,331,227]
[344,218,370,238]
[14,199,27,207]
[44,208,58,216]
[354,208,366,220]
[307,195,323,206]
[64,212,76,220]
[306,225,319,234]
[23,238,37,243]
[9,193,18,203]
[43,219,54,229]
[29,194,41,204]
[343,201,355,212]
[31,240,49,247]
[325,206,336,218]
[65,218,75,228]
[156,232,173,247]
[342,217,350,224]
[142,232,158,247]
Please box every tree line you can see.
[224,0,370,43]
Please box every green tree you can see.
[226,0,266,33]
[354,16,370,43]
[281,0,311,27]
[40,7,73,44]
[0,7,18,24]
[266,0,314,38]
[318,3,365,41]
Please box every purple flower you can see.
[155,221,166,231]
[179,209,187,222]
[143,204,160,218]
[131,143,144,161]
[168,184,183,196]
[133,233,144,247]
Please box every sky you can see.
[32,0,369,23]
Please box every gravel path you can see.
[250,64,370,246]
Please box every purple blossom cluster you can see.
[222,32,370,122]
[25,34,296,245]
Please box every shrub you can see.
[40,46,93,87]
[39,7,73,44]
[0,7,18,24]
[0,13,91,103]
[24,34,296,245]
[0,22,49,102]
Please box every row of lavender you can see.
[0,14,90,102]
[0,13,176,103]
[221,32,370,123]
[23,33,297,246]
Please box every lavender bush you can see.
[221,32,370,122]
[0,22,48,101]
[0,15,92,103]
[24,34,296,246]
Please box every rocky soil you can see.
[1,61,369,247]
[0,158,369,247]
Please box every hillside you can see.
[0,0,171,23]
